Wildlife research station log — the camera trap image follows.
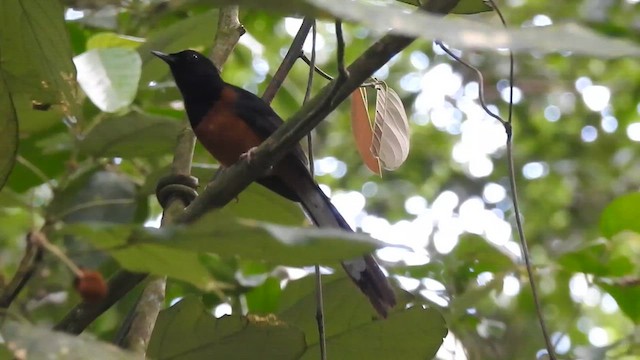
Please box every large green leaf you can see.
[64,212,387,267]
[0,79,17,191]
[0,0,78,190]
[78,112,182,158]
[0,321,140,360]
[600,192,640,238]
[396,0,492,14]
[278,275,383,341]
[278,274,446,359]
[147,296,306,360]
[557,240,634,277]
[74,47,142,112]
[597,281,640,324]
[304,0,640,57]
[301,306,447,359]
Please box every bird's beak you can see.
[151,50,175,64]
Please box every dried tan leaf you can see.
[372,83,410,170]
[350,88,381,175]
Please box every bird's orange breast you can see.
[194,87,264,166]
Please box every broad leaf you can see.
[279,275,382,341]
[1,321,140,360]
[557,240,634,277]
[87,32,144,50]
[372,83,410,171]
[306,0,640,57]
[79,112,182,158]
[396,0,492,14]
[74,47,142,112]
[597,281,640,324]
[0,0,78,189]
[350,88,381,175]
[0,80,18,191]
[301,306,447,359]
[147,296,306,360]
[63,212,389,267]
[600,192,640,238]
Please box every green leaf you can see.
[396,0,492,14]
[0,0,78,189]
[224,184,307,226]
[0,321,140,360]
[245,277,282,314]
[0,79,18,191]
[278,275,382,341]
[86,32,145,50]
[304,0,640,57]
[301,306,447,359]
[79,113,182,157]
[600,192,640,238]
[597,281,640,324]
[139,212,388,266]
[147,296,306,360]
[74,48,142,112]
[0,0,78,114]
[139,10,219,85]
[451,0,492,14]
[557,240,634,277]
[111,244,220,291]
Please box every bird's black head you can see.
[152,49,224,127]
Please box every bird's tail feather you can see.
[275,160,396,317]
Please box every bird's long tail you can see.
[275,159,396,317]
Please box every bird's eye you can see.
[191,54,198,60]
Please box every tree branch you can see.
[262,17,314,104]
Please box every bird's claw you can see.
[240,147,258,163]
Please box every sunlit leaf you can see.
[557,240,634,277]
[147,296,305,360]
[372,83,410,170]
[306,0,640,57]
[1,321,140,360]
[63,212,389,267]
[350,88,381,175]
[74,47,142,112]
[279,275,381,341]
[597,281,640,324]
[301,306,446,359]
[86,32,145,50]
[79,113,182,157]
[600,192,640,238]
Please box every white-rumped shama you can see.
[153,49,396,317]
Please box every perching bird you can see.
[153,49,396,317]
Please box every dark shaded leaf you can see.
[79,113,182,158]
[1,321,140,360]
[147,296,306,360]
[557,240,634,277]
[0,79,18,191]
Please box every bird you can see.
[152,49,396,317]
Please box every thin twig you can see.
[488,1,555,358]
[305,20,325,360]
[438,2,556,358]
[435,41,505,126]
[314,265,327,360]
[300,54,334,81]
[305,21,317,176]
[335,21,348,81]
[262,17,314,104]
[0,233,43,309]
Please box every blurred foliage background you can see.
[2,0,640,359]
